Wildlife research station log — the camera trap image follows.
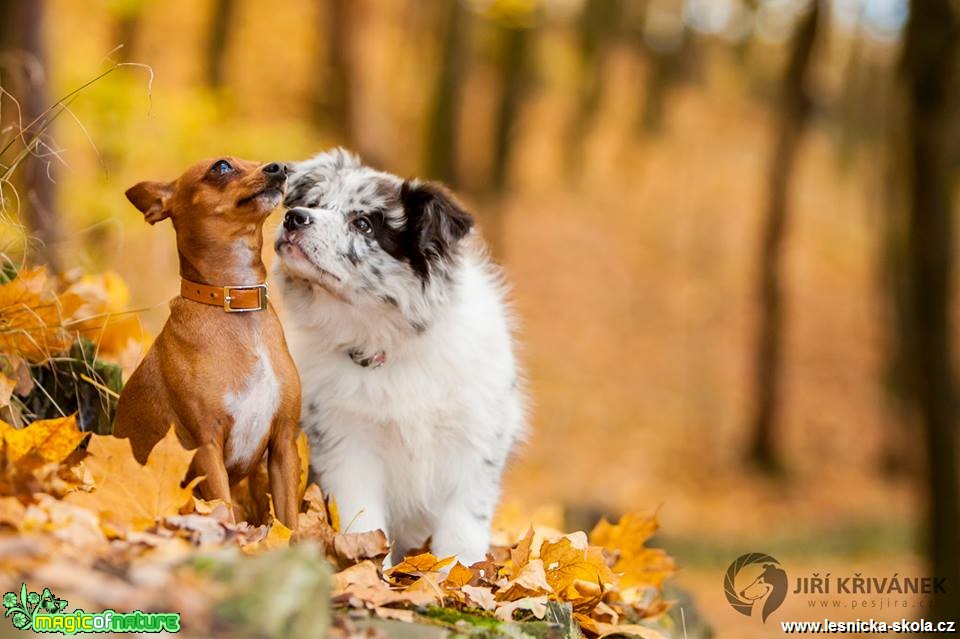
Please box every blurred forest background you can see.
[2,0,959,634]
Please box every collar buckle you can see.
[223,284,268,313]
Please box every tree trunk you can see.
[564,0,621,177]
[747,2,820,472]
[205,0,235,89]
[490,21,533,195]
[313,0,354,145]
[423,0,467,186]
[2,0,60,270]
[900,0,960,621]
[111,2,143,62]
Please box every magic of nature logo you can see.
[723,552,788,623]
[3,582,180,634]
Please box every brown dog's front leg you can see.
[268,430,300,529]
[191,442,234,519]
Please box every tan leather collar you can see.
[180,278,268,313]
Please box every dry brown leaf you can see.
[400,572,446,606]
[494,595,548,622]
[329,529,389,566]
[66,426,198,531]
[462,585,496,611]
[498,558,552,601]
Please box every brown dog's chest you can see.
[221,335,281,475]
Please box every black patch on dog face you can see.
[283,173,319,208]
[394,180,474,280]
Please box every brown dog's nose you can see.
[284,208,313,231]
[263,162,286,176]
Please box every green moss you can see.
[422,606,503,631]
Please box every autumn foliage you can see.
[0,265,675,637]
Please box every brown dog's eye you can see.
[210,160,233,176]
[351,216,372,235]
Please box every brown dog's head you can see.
[125,157,287,226]
[126,157,288,282]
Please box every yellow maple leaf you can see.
[0,415,87,465]
[589,513,675,592]
[443,562,475,589]
[66,426,199,531]
[540,537,616,594]
[388,552,456,576]
[0,267,70,362]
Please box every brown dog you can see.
[113,157,301,527]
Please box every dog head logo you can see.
[723,553,787,623]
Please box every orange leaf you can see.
[498,558,552,601]
[296,431,309,502]
[540,537,616,594]
[443,561,476,589]
[589,513,675,591]
[388,552,456,577]
[0,415,87,465]
[66,426,198,531]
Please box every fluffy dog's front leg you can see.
[431,475,499,566]
[317,442,388,537]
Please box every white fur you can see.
[275,150,525,565]
[223,336,280,469]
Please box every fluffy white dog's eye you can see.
[351,216,373,235]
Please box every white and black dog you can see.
[273,148,524,565]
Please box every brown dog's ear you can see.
[125,181,173,225]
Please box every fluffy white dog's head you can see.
[274,149,474,332]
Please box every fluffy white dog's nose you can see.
[283,208,313,231]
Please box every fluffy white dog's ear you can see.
[400,179,474,259]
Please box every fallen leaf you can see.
[443,562,475,589]
[0,267,70,362]
[388,552,456,577]
[540,537,616,594]
[66,426,198,530]
[508,526,535,575]
[589,513,676,592]
[462,585,496,611]
[329,530,389,566]
[498,558,552,601]
[495,595,548,622]
[243,519,291,553]
[0,415,87,465]
[296,431,309,502]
